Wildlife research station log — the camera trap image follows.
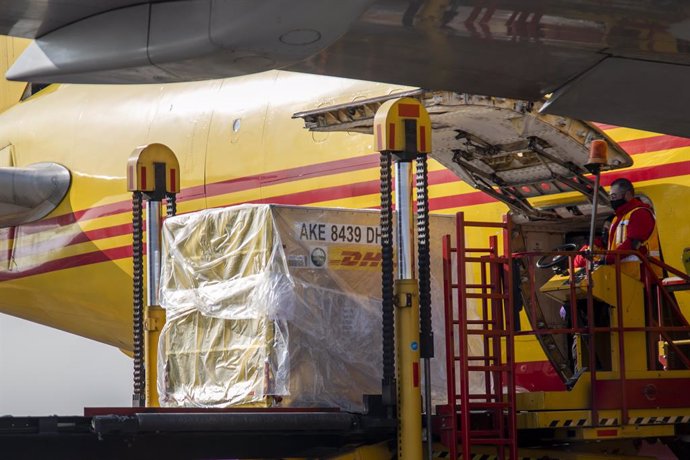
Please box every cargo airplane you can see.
[1,31,690,393]
[1,2,690,458]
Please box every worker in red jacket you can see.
[606,178,662,278]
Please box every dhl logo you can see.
[329,246,383,270]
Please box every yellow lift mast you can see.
[373,97,433,460]
[126,143,180,407]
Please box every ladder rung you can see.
[465,319,495,325]
[465,293,508,300]
[455,357,498,362]
[466,329,508,336]
[464,256,510,263]
[453,319,498,326]
[454,394,501,401]
[468,438,514,445]
[455,394,503,400]
[464,257,488,263]
[462,247,494,253]
[455,432,503,440]
[468,429,502,437]
[463,221,507,229]
[468,401,510,409]
[465,283,494,289]
[467,393,499,399]
[467,365,510,372]
[456,356,501,361]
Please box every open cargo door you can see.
[294,90,632,221]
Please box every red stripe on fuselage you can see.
[243,169,465,207]
[618,134,690,156]
[0,245,133,281]
[600,158,690,186]
[206,154,380,197]
[16,201,132,237]
[593,122,618,131]
[0,222,133,263]
[428,190,495,210]
[250,180,378,206]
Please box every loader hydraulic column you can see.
[126,143,180,407]
[374,98,433,460]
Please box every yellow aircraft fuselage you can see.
[1,70,690,393]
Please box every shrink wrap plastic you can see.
[158,204,483,412]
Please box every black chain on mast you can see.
[416,153,433,358]
[380,151,396,409]
[166,192,177,218]
[131,191,145,407]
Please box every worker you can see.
[606,178,662,278]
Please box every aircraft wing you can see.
[0,1,136,38]
[4,1,690,137]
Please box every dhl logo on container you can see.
[329,246,382,270]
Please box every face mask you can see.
[611,198,626,210]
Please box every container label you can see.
[296,222,381,245]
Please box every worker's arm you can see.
[573,249,587,268]
[573,239,603,268]
[606,208,655,263]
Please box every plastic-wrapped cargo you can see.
[158,204,481,412]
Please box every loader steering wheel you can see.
[535,243,578,269]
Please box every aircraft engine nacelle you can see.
[6,0,372,84]
[0,162,71,228]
